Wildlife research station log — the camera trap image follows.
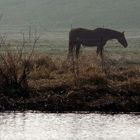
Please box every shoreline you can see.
[0,85,140,113]
[1,110,140,115]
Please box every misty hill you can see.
[0,0,140,30]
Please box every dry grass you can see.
[0,30,139,111]
[0,46,139,94]
[0,49,140,112]
[27,52,140,93]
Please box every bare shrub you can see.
[0,34,39,97]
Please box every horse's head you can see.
[117,32,128,48]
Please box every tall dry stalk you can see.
[0,32,39,97]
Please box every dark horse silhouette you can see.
[68,28,128,59]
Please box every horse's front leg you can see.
[97,46,104,60]
[98,45,106,70]
[96,46,100,56]
[100,46,104,61]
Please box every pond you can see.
[0,112,140,140]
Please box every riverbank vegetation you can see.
[0,37,140,112]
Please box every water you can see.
[0,112,140,140]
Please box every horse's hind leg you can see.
[67,40,75,59]
[76,44,81,59]
[75,44,81,75]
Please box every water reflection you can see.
[0,113,140,140]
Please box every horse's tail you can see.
[68,30,74,58]
[68,40,73,56]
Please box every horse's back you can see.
[69,27,103,37]
[69,28,103,46]
[70,27,103,33]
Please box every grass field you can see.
[0,35,140,112]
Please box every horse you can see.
[68,27,128,59]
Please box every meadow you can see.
[0,32,140,112]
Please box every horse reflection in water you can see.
[68,28,128,59]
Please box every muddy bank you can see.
[0,85,140,113]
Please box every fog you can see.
[0,0,140,30]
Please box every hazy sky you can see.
[0,0,140,29]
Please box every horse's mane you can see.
[94,28,122,35]
[71,27,122,35]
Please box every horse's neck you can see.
[101,29,121,40]
[104,30,121,41]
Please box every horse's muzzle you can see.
[124,43,128,48]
